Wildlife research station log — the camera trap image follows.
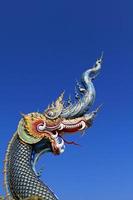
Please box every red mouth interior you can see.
[51,120,85,147]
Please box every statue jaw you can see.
[41,112,97,154]
[17,107,99,155]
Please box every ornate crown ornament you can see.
[44,92,64,119]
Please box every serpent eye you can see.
[48,111,54,117]
[37,122,46,131]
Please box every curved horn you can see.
[60,54,103,118]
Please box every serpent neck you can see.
[6,134,58,200]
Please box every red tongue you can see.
[60,136,79,146]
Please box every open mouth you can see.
[44,120,87,154]
[42,120,87,155]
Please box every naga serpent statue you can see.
[2,55,102,200]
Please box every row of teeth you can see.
[64,123,81,129]
[59,121,86,131]
[51,121,86,154]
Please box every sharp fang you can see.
[51,131,58,139]
[58,124,65,130]
[57,139,64,148]
[79,121,86,130]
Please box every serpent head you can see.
[17,55,102,156]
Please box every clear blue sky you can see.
[0,1,133,200]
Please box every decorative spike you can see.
[23,117,27,124]
[55,91,65,104]
[31,113,34,118]
[51,102,55,108]
[20,112,26,117]
[76,80,81,91]
[94,52,103,69]
[31,113,34,121]
[79,87,86,93]
[100,51,104,61]
[76,80,82,88]
[67,95,72,106]
[76,80,80,87]
[47,104,50,109]
[35,113,39,117]
[93,104,103,115]
[76,80,85,93]
[60,91,65,101]
[89,54,103,81]
[75,87,80,100]
[87,104,103,121]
